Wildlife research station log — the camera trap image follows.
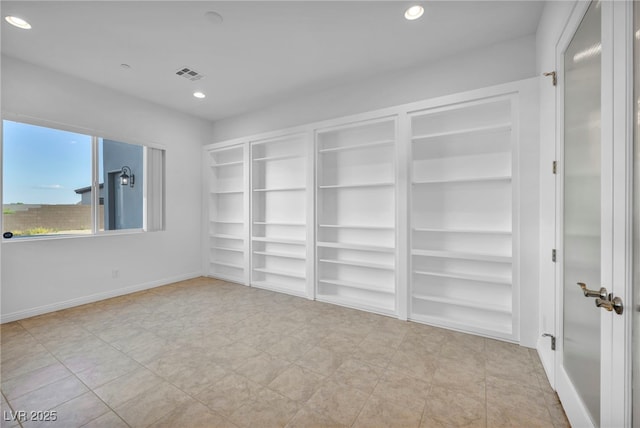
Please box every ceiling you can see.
[1,1,544,123]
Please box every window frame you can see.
[1,113,166,241]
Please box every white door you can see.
[555,1,632,427]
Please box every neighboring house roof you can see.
[74,183,104,194]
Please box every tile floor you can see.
[1,277,569,428]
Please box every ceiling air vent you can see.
[175,67,204,81]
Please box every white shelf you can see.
[412,176,511,185]
[213,246,244,253]
[413,227,511,235]
[253,267,305,279]
[211,189,244,194]
[253,154,304,162]
[212,220,243,225]
[410,312,512,337]
[412,293,511,315]
[412,249,511,263]
[319,258,394,271]
[252,237,305,246]
[318,139,394,153]
[253,186,305,192]
[211,160,243,167]
[319,224,393,230]
[253,250,305,260]
[412,123,511,142]
[208,272,245,285]
[254,221,305,226]
[413,270,511,285]
[211,234,244,241]
[251,280,307,298]
[319,182,394,189]
[210,260,243,269]
[315,294,396,317]
[317,241,394,253]
[318,278,394,295]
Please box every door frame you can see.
[553,1,634,427]
[609,1,634,426]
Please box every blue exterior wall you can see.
[102,139,143,229]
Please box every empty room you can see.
[1,1,638,427]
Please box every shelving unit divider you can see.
[305,130,316,300]
[243,141,251,285]
[396,113,410,320]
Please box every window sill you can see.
[1,229,146,243]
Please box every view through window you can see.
[2,120,152,238]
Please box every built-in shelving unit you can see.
[251,134,309,297]
[207,144,246,283]
[409,96,516,340]
[204,80,533,345]
[316,118,397,315]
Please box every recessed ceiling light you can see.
[193,92,206,99]
[5,16,31,29]
[404,5,424,21]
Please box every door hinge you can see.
[552,249,557,263]
[552,161,557,174]
[543,71,557,86]
[542,333,556,351]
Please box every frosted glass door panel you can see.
[563,1,601,424]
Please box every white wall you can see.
[535,0,577,386]
[211,35,536,142]
[1,55,212,322]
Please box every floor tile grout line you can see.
[10,311,162,428]
[2,328,107,427]
[3,277,568,427]
[1,389,24,428]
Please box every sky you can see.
[3,120,95,205]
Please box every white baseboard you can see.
[1,271,203,323]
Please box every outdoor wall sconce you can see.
[120,166,135,187]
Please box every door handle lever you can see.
[595,296,624,315]
[577,282,608,300]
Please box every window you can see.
[99,139,144,231]
[2,120,165,239]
